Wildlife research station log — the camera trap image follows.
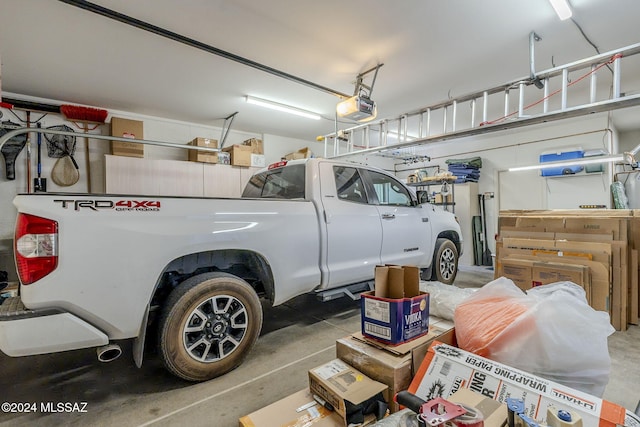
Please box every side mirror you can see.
[416,190,430,205]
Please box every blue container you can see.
[361,291,429,345]
[539,150,584,176]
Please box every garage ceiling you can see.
[1,0,639,143]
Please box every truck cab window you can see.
[368,171,412,206]
[333,166,367,203]
[241,164,306,199]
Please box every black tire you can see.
[158,272,262,381]
[430,238,458,285]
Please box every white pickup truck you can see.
[0,156,462,381]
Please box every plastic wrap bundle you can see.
[421,281,476,320]
[454,277,614,397]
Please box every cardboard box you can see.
[532,262,590,289]
[188,137,218,163]
[250,153,266,168]
[308,359,387,426]
[222,144,252,167]
[238,388,342,427]
[499,258,533,291]
[373,265,420,299]
[243,138,264,154]
[285,147,312,160]
[497,257,590,299]
[362,265,428,345]
[361,291,429,345]
[498,210,638,330]
[409,342,632,427]
[111,117,144,157]
[336,322,455,412]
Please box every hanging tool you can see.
[4,100,51,191]
[44,124,79,187]
[25,111,31,192]
[0,120,27,180]
[33,122,46,192]
[60,104,108,193]
[480,193,495,266]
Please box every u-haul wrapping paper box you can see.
[409,342,639,427]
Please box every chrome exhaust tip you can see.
[96,343,122,363]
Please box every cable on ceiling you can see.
[57,0,351,99]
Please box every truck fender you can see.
[132,249,275,367]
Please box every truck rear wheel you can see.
[431,238,458,285]
[158,272,262,381]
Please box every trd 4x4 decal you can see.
[53,199,161,211]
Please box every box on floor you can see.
[361,265,429,345]
[308,359,387,426]
[409,342,635,427]
[238,388,343,427]
[336,319,455,413]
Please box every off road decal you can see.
[53,199,161,212]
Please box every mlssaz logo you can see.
[54,199,161,212]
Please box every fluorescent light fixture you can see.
[246,96,321,120]
[508,154,623,172]
[549,0,572,20]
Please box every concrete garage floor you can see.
[0,266,638,427]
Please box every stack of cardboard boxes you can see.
[496,210,640,331]
[239,260,636,426]
[240,265,458,426]
[188,137,265,167]
[187,137,219,164]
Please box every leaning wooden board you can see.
[498,210,639,330]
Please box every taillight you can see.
[14,213,58,285]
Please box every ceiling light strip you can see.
[508,154,623,172]
[549,0,572,20]
[246,96,321,120]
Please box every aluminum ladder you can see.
[321,42,640,161]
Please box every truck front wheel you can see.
[158,272,263,381]
[431,238,459,285]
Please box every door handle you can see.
[381,213,396,220]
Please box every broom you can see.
[61,105,108,193]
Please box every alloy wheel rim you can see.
[182,294,248,363]
[439,247,456,281]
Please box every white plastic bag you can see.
[421,281,476,320]
[454,277,614,397]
